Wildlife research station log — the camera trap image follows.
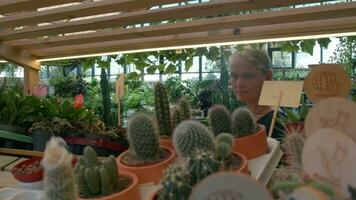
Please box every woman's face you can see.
[230,56,271,105]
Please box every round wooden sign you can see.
[305,97,356,142]
[288,186,330,200]
[304,64,351,103]
[302,128,356,197]
[189,172,273,200]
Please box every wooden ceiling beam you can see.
[0,0,333,40]
[7,2,356,50]
[0,0,187,29]
[32,16,356,59]
[0,0,83,15]
[0,41,40,70]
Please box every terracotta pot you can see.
[159,138,174,149]
[78,171,140,200]
[234,125,268,159]
[285,122,304,134]
[231,152,249,174]
[117,146,176,184]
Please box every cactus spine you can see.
[154,82,173,137]
[173,120,215,158]
[186,150,220,185]
[231,107,257,137]
[208,105,232,136]
[42,137,77,200]
[173,106,183,128]
[283,131,305,173]
[75,146,119,198]
[179,97,191,121]
[127,114,160,163]
[158,165,192,200]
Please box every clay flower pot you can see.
[117,146,176,184]
[234,124,268,159]
[78,171,140,200]
[232,151,249,174]
[159,138,174,149]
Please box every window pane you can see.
[296,44,321,68]
[202,73,220,80]
[181,73,199,81]
[144,74,160,82]
[271,51,292,68]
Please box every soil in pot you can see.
[32,129,53,151]
[221,154,242,171]
[121,148,170,167]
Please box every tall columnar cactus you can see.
[208,105,232,136]
[75,146,119,198]
[100,67,113,126]
[231,107,257,138]
[283,131,305,173]
[158,165,192,200]
[127,114,160,163]
[186,150,220,185]
[154,82,173,137]
[173,120,215,158]
[179,97,191,121]
[42,137,77,200]
[173,106,183,128]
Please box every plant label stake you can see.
[116,74,125,127]
[258,81,304,137]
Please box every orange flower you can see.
[74,94,84,109]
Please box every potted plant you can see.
[117,114,176,184]
[278,98,309,134]
[208,105,268,159]
[154,82,191,149]
[75,146,140,200]
[29,117,72,151]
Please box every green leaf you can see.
[317,38,331,49]
[147,66,157,74]
[281,41,300,52]
[185,57,194,72]
[164,63,177,74]
[195,47,208,57]
[157,63,166,72]
[127,72,140,80]
[207,46,220,61]
[300,39,316,55]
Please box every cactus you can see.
[216,133,235,149]
[41,137,77,200]
[158,165,192,200]
[216,142,232,162]
[100,67,113,126]
[231,107,257,137]
[179,97,191,121]
[173,106,183,128]
[186,150,220,185]
[283,131,305,173]
[75,146,120,198]
[208,105,232,136]
[173,120,215,158]
[127,114,160,163]
[154,82,173,137]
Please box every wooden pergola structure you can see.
[1,0,356,93]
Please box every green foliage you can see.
[208,105,232,136]
[330,36,356,76]
[277,97,309,125]
[154,82,173,137]
[158,165,192,200]
[173,120,215,158]
[127,114,160,163]
[123,80,154,113]
[75,146,119,198]
[280,37,332,56]
[100,68,114,126]
[49,75,88,98]
[231,107,257,138]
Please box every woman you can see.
[229,49,284,140]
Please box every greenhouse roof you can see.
[0,0,356,70]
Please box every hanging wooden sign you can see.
[189,172,273,200]
[304,64,351,103]
[305,97,356,142]
[302,128,356,197]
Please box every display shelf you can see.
[0,138,282,200]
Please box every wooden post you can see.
[24,67,39,95]
[268,90,283,138]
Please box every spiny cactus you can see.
[158,165,192,200]
[75,146,119,198]
[216,133,234,166]
[231,107,257,137]
[127,114,160,163]
[216,133,235,149]
[42,137,77,200]
[186,150,220,185]
[216,142,232,162]
[283,131,305,173]
[154,82,173,137]
[208,105,232,136]
[173,120,215,158]
[179,97,191,121]
[173,106,183,128]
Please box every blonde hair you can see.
[231,49,271,74]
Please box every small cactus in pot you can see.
[208,105,232,136]
[154,82,173,138]
[231,107,258,138]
